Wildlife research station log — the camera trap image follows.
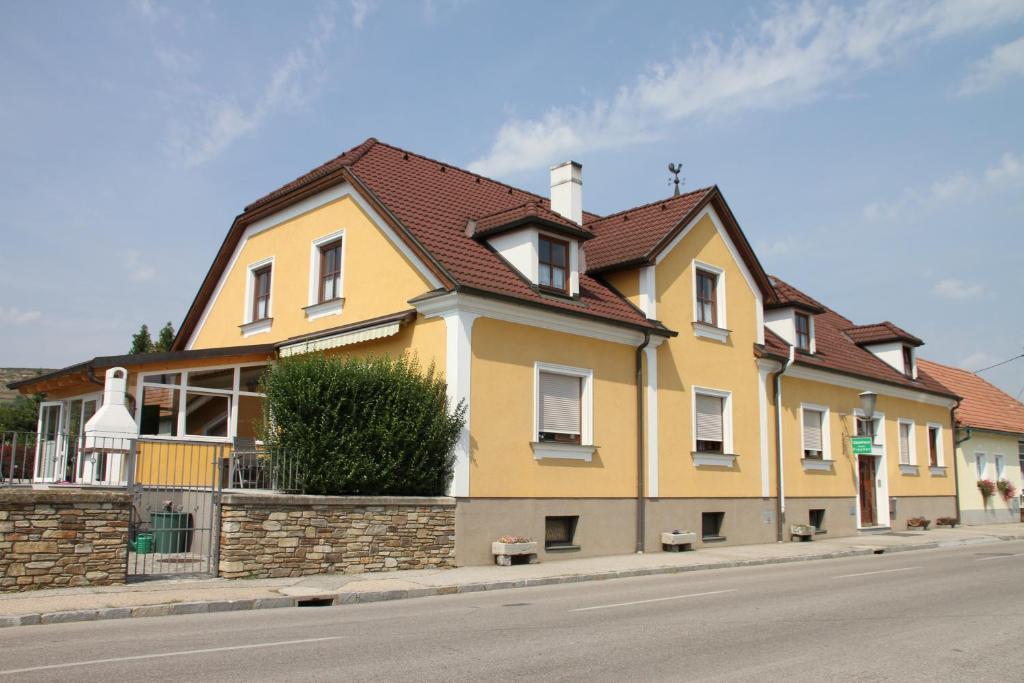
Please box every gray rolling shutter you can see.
[539,372,581,435]
[695,394,724,442]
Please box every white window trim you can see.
[242,256,274,336]
[897,418,917,473]
[306,230,346,320]
[800,403,832,470]
[691,386,734,467]
[795,312,816,354]
[975,451,987,480]
[926,422,945,473]
[536,231,579,297]
[692,260,727,339]
[995,453,1006,480]
[136,362,268,443]
[532,361,594,461]
[853,409,886,454]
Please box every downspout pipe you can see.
[952,399,968,524]
[636,331,651,554]
[773,349,793,542]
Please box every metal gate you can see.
[126,438,225,580]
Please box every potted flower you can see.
[978,479,997,506]
[907,516,931,530]
[936,516,958,528]
[492,535,538,566]
[997,479,1018,503]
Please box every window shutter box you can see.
[695,394,723,442]
[802,409,822,452]
[539,372,581,435]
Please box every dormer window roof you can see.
[470,201,593,242]
[844,321,923,348]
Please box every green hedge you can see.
[261,353,465,496]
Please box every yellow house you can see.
[918,359,1024,525]
[9,137,961,565]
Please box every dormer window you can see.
[902,345,915,378]
[538,234,569,294]
[795,312,811,352]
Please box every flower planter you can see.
[906,518,931,531]
[661,531,697,552]
[492,541,538,566]
[790,524,815,541]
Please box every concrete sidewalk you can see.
[3,522,1022,628]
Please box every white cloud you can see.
[959,351,997,371]
[128,0,164,24]
[349,0,378,29]
[933,278,984,301]
[164,8,337,167]
[469,0,1024,177]
[957,35,1024,95]
[864,151,1024,221]
[123,250,156,283]
[0,306,42,325]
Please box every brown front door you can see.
[858,456,877,526]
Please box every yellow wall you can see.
[955,430,1023,510]
[321,315,446,374]
[652,212,766,498]
[135,440,227,488]
[468,318,638,498]
[190,194,434,349]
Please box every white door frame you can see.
[34,401,65,484]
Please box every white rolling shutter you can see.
[539,372,581,435]
[802,409,823,455]
[695,394,724,443]
[899,423,911,464]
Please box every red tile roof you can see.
[918,359,1024,434]
[473,201,589,239]
[844,322,923,347]
[768,277,955,398]
[767,276,826,313]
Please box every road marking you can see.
[833,567,920,579]
[0,636,346,676]
[570,589,736,612]
[975,553,1024,561]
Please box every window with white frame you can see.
[693,261,725,329]
[1019,440,1024,475]
[307,231,346,319]
[856,412,883,448]
[801,406,828,460]
[534,363,592,446]
[927,424,943,467]
[898,420,915,465]
[995,453,1005,480]
[975,452,987,479]
[694,389,731,454]
[138,364,268,441]
[243,257,274,332]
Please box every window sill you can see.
[899,464,920,476]
[928,466,947,477]
[691,452,737,468]
[531,442,595,462]
[303,297,344,321]
[240,318,272,337]
[801,458,834,472]
[701,535,727,543]
[692,322,730,343]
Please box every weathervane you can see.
[667,162,684,196]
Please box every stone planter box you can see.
[492,541,538,566]
[907,521,931,531]
[661,531,697,551]
[791,524,815,541]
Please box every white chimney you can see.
[82,367,137,485]
[550,161,582,225]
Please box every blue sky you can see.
[2,0,1022,395]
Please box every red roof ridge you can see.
[586,185,715,228]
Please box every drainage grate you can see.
[502,603,530,607]
[296,597,336,607]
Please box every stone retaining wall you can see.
[218,493,456,579]
[0,489,130,592]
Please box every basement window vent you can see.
[545,516,579,551]
[809,509,826,534]
[701,512,725,541]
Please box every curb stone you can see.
[0,535,1016,628]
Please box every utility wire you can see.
[973,350,1024,374]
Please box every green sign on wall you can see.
[851,436,874,454]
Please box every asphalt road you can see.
[3,540,1023,682]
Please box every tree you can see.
[155,322,175,352]
[129,324,154,354]
[262,353,465,496]
[0,394,43,433]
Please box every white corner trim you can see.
[415,291,651,346]
[242,256,274,325]
[307,229,347,308]
[785,364,957,408]
[533,361,594,446]
[303,298,344,321]
[656,205,764,344]
[531,442,595,462]
[801,458,834,472]
[691,452,737,468]
[756,359,779,498]
[645,345,659,497]
[639,266,656,319]
[443,310,477,498]
[185,181,442,350]
[693,321,730,343]
[240,318,272,338]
